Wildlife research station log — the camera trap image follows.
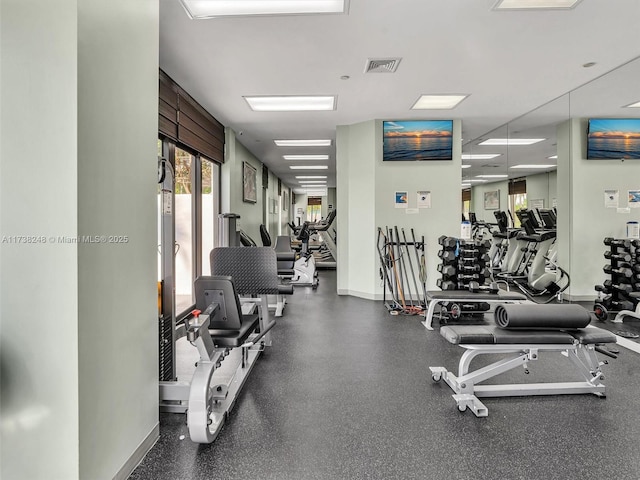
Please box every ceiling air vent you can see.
[364,57,401,73]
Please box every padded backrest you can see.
[259,224,271,246]
[194,276,243,330]
[274,235,292,253]
[210,246,280,295]
[238,229,257,247]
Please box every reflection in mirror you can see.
[505,94,570,227]
[563,56,640,300]
[462,124,510,230]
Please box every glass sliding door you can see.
[201,158,220,275]
[174,147,194,315]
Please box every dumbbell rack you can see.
[436,236,493,322]
[595,237,640,314]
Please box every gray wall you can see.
[77,1,159,479]
[1,1,80,478]
[526,171,557,209]
[222,128,293,243]
[0,1,160,479]
[222,129,265,243]
[337,119,461,298]
[470,180,509,223]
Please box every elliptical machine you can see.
[291,222,319,288]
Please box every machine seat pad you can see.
[440,325,498,345]
[428,290,527,301]
[441,325,575,345]
[568,327,617,345]
[209,314,260,348]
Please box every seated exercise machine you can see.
[159,247,290,443]
[260,224,297,316]
[429,303,617,417]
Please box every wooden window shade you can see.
[462,189,471,202]
[509,179,526,195]
[159,69,224,163]
[308,197,322,206]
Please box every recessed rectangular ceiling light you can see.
[411,94,468,110]
[244,95,336,112]
[461,184,471,188]
[289,165,329,170]
[478,138,544,146]
[624,101,640,108]
[299,181,327,184]
[283,155,329,161]
[469,179,488,183]
[461,165,471,169]
[492,0,582,10]
[295,175,327,179]
[548,155,558,159]
[275,139,332,147]
[510,164,556,169]
[461,154,501,160]
[180,0,347,19]
[476,174,508,178]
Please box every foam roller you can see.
[494,304,592,329]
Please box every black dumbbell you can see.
[436,279,457,290]
[468,281,499,294]
[603,264,633,278]
[603,279,633,293]
[438,250,457,262]
[606,298,634,311]
[437,264,457,277]
[604,238,631,248]
[604,250,632,262]
[438,236,458,249]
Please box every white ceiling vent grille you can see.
[364,58,401,73]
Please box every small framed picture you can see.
[243,162,257,203]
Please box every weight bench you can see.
[429,304,617,417]
[422,289,528,330]
[159,247,284,443]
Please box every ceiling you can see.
[159,0,640,190]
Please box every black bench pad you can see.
[210,314,260,348]
[441,325,575,345]
[441,325,617,346]
[568,327,617,345]
[428,290,527,301]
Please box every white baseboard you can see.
[563,294,595,302]
[113,423,159,480]
[337,289,383,301]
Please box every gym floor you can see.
[131,271,640,480]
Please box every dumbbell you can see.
[438,250,457,262]
[604,238,631,248]
[459,253,491,263]
[603,279,633,293]
[604,250,632,262]
[457,273,485,282]
[468,281,499,294]
[603,264,633,278]
[436,279,457,290]
[438,236,458,249]
[458,264,486,272]
[437,264,457,277]
[602,296,634,312]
